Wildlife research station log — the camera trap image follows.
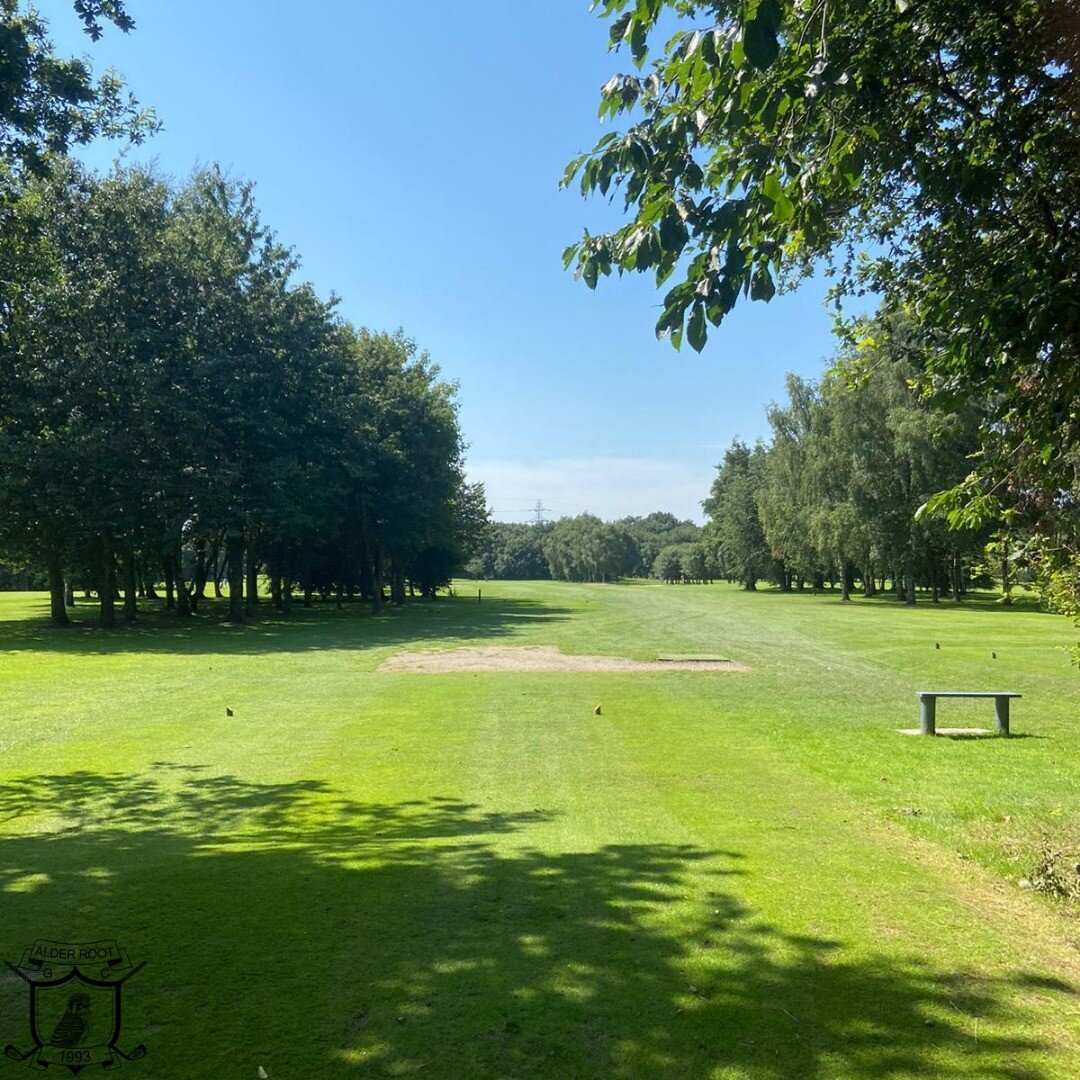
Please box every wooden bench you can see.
[916,691,1021,736]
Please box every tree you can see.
[653,545,683,583]
[0,162,474,626]
[565,0,1079,497]
[619,512,702,576]
[703,441,772,590]
[750,318,987,603]
[542,515,639,583]
[482,522,552,581]
[0,1,155,173]
[0,163,176,626]
[757,375,822,590]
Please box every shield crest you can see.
[5,940,146,1075]
[29,968,121,1071]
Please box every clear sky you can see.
[47,0,850,523]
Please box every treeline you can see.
[0,163,486,627]
[467,512,719,584]
[706,322,997,603]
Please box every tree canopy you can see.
[0,1,154,173]
[564,0,1078,498]
[707,318,989,601]
[0,163,485,626]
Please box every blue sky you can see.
[48,0,850,523]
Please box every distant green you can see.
[0,583,1076,1078]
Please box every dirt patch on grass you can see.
[377,645,748,674]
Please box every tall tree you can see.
[0,0,155,173]
[565,0,1079,498]
[703,441,772,590]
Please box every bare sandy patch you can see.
[377,645,748,674]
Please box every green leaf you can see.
[687,304,707,352]
[609,12,632,47]
[630,19,648,65]
[771,191,795,223]
[743,1,781,71]
[750,269,775,301]
[659,208,688,252]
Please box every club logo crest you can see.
[5,940,146,1074]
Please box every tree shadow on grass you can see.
[0,595,574,657]
[749,589,1048,616]
[0,771,1070,1078]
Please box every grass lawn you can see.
[0,581,1077,1078]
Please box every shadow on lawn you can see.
[0,594,573,657]
[749,588,1048,615]
[0,771,1068,1078]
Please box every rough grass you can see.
[0,582,1077,1078]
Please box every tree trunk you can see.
[282,576,293,613]
[245,557,260,614]
[164,551,176,610]
[371,539,384,613]
[392,556,406,606]
[138,560,151,600]
[904,571,916,606]
[175,540,192,618]
[839,561,851,603]
[357,508,374,602]
[212,541,225,598]
[122,548,138,624]
[226,532,244,623]
[190,541,207,614]
[98,538,117,628]
[64,578,75,608]
[48,555,70,628]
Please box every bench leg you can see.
[994,696,1010,736]
[920,696,936,736]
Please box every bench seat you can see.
[915,691,1021,736]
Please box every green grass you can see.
[0,581,1077,1078]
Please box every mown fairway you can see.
[0,583,1077,1078]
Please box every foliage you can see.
[471,514,708,582]
[652,541,717,583]
[1028,846,1080,902]
[618,511,702,576]
[0,0,156,173]
[472,522,553,581]
[0,163,483,625]
[653,544,684,583]
[1039,554,1080,665]
[703,440,772,590]
[711,318,988,601]
[565,0,1079,496]
[541,514,639,582]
